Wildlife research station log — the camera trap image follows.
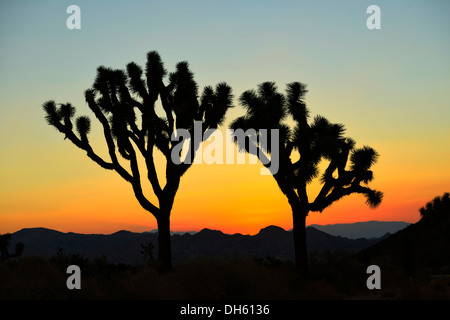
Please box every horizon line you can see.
[7,219,412,236]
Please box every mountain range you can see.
[358,199,450,273]
[308,221,410,239]
[7,221,408,265]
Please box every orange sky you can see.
[1,90,449,235]
[1,136,445,235]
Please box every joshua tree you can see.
[0,234,12,260]
[43,51,233,272]
[0,233,24,260]
[231,82,383,276]
[141,240,155,267]
[419,192,450,224]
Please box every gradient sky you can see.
[1,0,449,235]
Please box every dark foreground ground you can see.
[1,252,449,300]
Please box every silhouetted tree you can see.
[141,240,155,267]
[0,234,12,260]
[0,233,24,260]
[419,192,450,223]
[230,82,383,276]
[43,51,233,272]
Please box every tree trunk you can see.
[155,175,179,274]
[292,205,309,278]
[156,214,172,273]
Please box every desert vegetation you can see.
[1,249,449,300]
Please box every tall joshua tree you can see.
[43,51,233,272]
[231,82,383,276]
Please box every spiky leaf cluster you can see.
[419,192,450,222]
[231,81,383,214]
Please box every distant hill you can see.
[8,225,387,265]
[358,193,450,274]
[308,221,410,239]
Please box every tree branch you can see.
[145,137,163,198]
[85,90,133,182]
[309,183,375,212]
[126,142,161,217]
[53,121,115,170]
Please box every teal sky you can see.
[1,0,449,233]
[1,0,449,136]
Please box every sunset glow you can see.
[1,0,449,236]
